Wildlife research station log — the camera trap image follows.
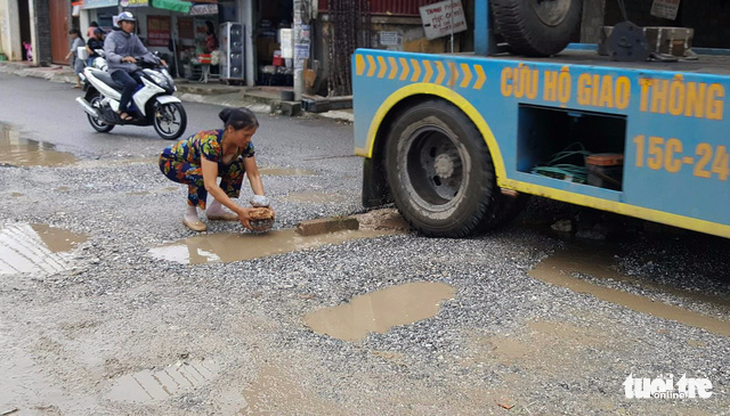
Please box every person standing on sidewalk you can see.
[65,28,85,89]
[104,12,165,121]
[158,107,271,232]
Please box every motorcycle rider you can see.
[104,11,166,121]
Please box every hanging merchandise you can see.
[147,16,172,46]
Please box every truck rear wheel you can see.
[385,100,503,237]
[491,0,582,57]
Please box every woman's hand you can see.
[237,207,253,230]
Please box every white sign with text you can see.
[419,0,467,41]
[650,0,681,20]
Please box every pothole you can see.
[107,360,218,403]
[529,248,730,337]
[0,124,77,167]
[149,228,394,265]
[304,281,456,341]
[0,223,87,275]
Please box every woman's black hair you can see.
[69,28,84,42]
[219,107,259,131]
[205,20,216,35]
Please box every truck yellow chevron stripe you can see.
[448,61,458,87]
[410,59,421,82]
[434,61,446,85]
[422,61,434,83]
[460,63,472,88]
[399,58,409,81]
[366,55,377,77]
[474,64,487,89]
[388,57,398,79]
[354,53,487,90]
[377,56,387,78]
[355,54,365,76]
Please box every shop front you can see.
[120,0,243,83]
[75,0,294,86]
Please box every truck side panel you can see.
[353,49,730,237]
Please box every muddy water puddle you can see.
[259,168,317,176]
[284,192,347,203]
[529,247,730,337]
[240,364,338,415]
[149,229,395,265]
[304,282,456,341]
[0,223,87,275]
[0,124,77,167]
[108,360,218,403]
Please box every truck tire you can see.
[385,100,503,238]
[491,0,582,57]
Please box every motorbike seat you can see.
[91,70,124,91]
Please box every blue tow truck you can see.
[353,0,730,238]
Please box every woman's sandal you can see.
[182,218,207,232]
[117,111,133,121]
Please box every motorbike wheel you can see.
[87,94,114,133]
[154,102,187,140]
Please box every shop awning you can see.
[152,0,191,13]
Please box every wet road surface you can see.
[0,73,729,415]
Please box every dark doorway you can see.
[19,0,32,61]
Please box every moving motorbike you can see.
[76,56,187,140]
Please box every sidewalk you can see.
[0,61,353,123]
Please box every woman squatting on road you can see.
[159,107,272,232]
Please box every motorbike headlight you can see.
[149,72,163,84]
[149,72,169,89]
[162,69,175,88]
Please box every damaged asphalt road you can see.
[1,73,729,415]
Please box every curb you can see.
[0,62,77,84]
[296,217,360,236]
[175,92,273,114]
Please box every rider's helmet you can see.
[117,11,136,23]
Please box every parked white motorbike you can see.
[86,49,108,72]
[76,55,186,140]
